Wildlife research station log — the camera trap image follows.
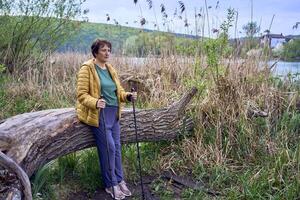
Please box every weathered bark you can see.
[0,152,32,200]
[0,87,197,180]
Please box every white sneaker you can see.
[105,185,125,200]
[118,180,132,197]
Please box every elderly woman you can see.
[76,39,137,200]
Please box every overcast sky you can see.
[82,0,300,38]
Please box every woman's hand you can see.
[132,92,137,101]
[96,98,106,109]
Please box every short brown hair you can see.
[91,39,112,58]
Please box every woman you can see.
[76,39,137,200]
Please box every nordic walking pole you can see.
[130,88,145,200]
[100,95,115,199]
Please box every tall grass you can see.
[1,45,299,198]
[1,15,300,199]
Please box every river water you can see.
[270,61,300,78]
[115,56,300,79]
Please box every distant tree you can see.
[242,22,260,37]
[293,22,300,29]
[0,0,88,73]
[282,39,300,61]
[123,32,177,56]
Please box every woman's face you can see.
[96,45,111,63]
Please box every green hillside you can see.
[59,21,200,55]
[59,22,140,53]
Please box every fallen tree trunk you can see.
[0,151,32,200]
[0,87,197,183]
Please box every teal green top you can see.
[95,64,118,106]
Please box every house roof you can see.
[260,33,285,39]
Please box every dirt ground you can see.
[67,172,218,200]
[68,176,161,200]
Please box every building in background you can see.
[260,33,288,49]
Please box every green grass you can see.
[3,92,299,199]
[31,161,57,200]
[76,148,103,193]
[30,149,101,199]
[151,178,175,200]
[0,75,75,120]
[122,141,172,180]
[1,58,300,199]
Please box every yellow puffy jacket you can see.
[76,59,131,127]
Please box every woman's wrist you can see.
[96,99,99,108]
[96,98,103,108]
